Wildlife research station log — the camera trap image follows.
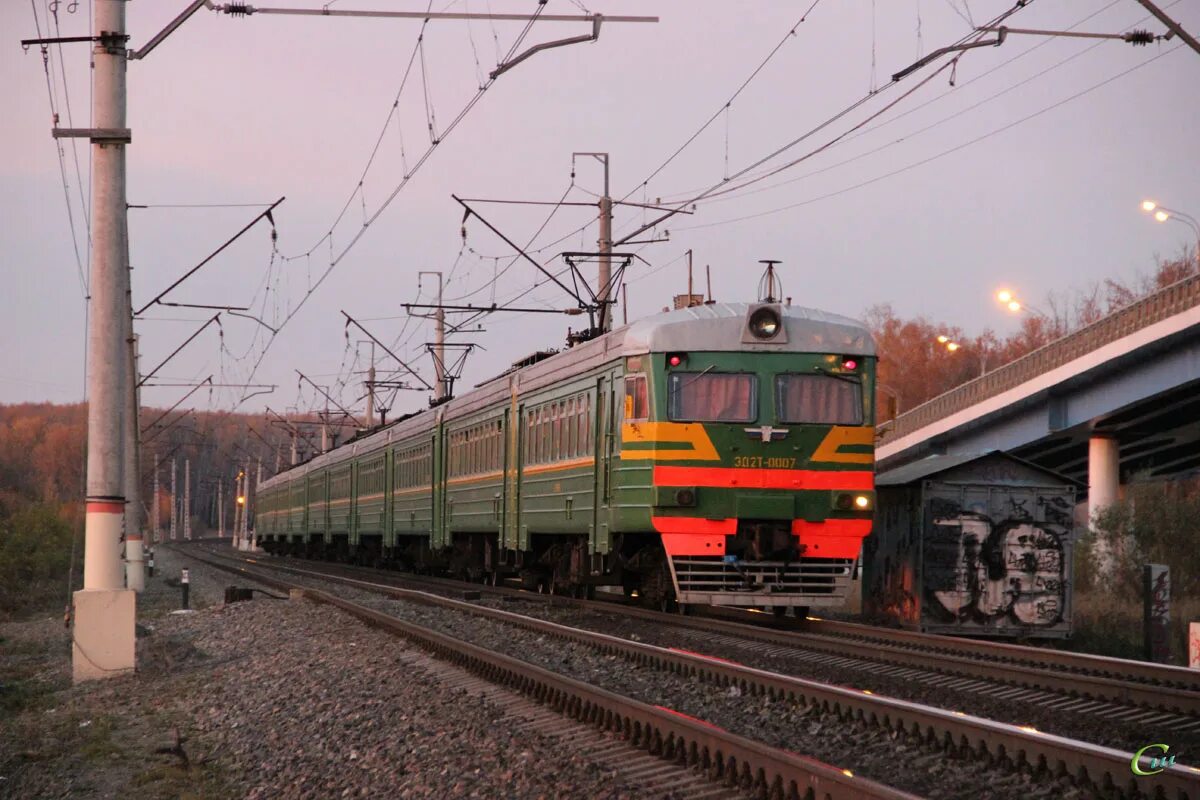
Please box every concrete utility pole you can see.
[151,452,159,545]
[290,430,298,465]
[170,457,178,541]
[232,469,242,549]
[183,459,191,540]
[365,340,376,428]
[123,329,144,591]
[578,153,613,331]
[419,271,447,401]
[253,459,262,549]
[239,462,251,550]
[73,0,134,682]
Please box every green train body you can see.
[256,302,876,610]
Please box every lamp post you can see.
[995,288,1052,321]
[1141,200,1200,269]
[935,334,988,378]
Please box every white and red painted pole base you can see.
[73,502,136,683]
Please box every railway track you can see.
[178,546,911,800]
[191,543,1200,724]
[181,544,1199,799]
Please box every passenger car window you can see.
[624,375,649,421]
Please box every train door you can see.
[503,401,524,554]
[349,461,359,547]
[384,447,394,551]
[591,371,617,557]
[432,420,446,550]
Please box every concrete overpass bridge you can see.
[875,273,1200,518]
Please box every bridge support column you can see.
[1088,435,1120,525]
[1088,435,1122,574]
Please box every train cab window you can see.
[775,374,863,425]
[667,373,757,422]
[624,375,649,421]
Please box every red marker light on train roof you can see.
[667,353,687,367]
[841,358,858,370]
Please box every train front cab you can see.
[620,304,875,611]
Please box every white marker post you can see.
[180,567,190,610]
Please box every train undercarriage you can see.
[260,523,854,617]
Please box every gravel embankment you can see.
[474,601,1200,757]
[246,553,1190,757]
[241,564,1087,800]
[1,545,651,800]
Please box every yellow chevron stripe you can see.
[810,426,875,465]
[619,422,719,462]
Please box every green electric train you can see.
[255,301,877,611]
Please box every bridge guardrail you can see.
[878,273,1200,444]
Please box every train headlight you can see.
[748,307,782,339]
[833,492,873,511]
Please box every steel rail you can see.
[184,547,1199,799]
[802,616,1200,690]
[181,549,913,800]
[192,544,1200,714]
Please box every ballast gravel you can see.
[2,547,644,800]
[482,602,1200,758]
[260,567,1086,800]
[255,553,1190,757]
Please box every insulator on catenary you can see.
[225,3,252,17]
[1125,29,1155,46]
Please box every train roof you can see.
[260,302,875,491]
[620,303,875,357]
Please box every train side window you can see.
[583,394,592,452]
[556,404,563,459]
[624,375,649,421]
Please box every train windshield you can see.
[667,373,757,422]
[775,374,863,425]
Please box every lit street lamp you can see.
[935,334,988,377]
[995,288,1051,322]
[1141,200,1200,268]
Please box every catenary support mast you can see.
[74,0,135,682]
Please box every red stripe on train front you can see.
[652,465,873,491]
[792,519,873,559]
[650,516,871,558]
[86,501,125,514]
[652,516,734,556]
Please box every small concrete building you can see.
[864,451,1079,639]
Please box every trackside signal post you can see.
[73,0,135,683]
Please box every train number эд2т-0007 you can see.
[733,456,797,469]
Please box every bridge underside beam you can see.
[882,335,1200,489]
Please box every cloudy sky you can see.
[4,0,1198,420]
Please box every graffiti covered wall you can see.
[923,489,1073,630]
[866,453,1078,638]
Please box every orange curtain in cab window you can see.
[668,373,756,422]
[776,375,861,425]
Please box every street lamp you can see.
[1141,200,1200,268]
[935,334,988,376]
[936,334,961,352]
[995,288,1050,321]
